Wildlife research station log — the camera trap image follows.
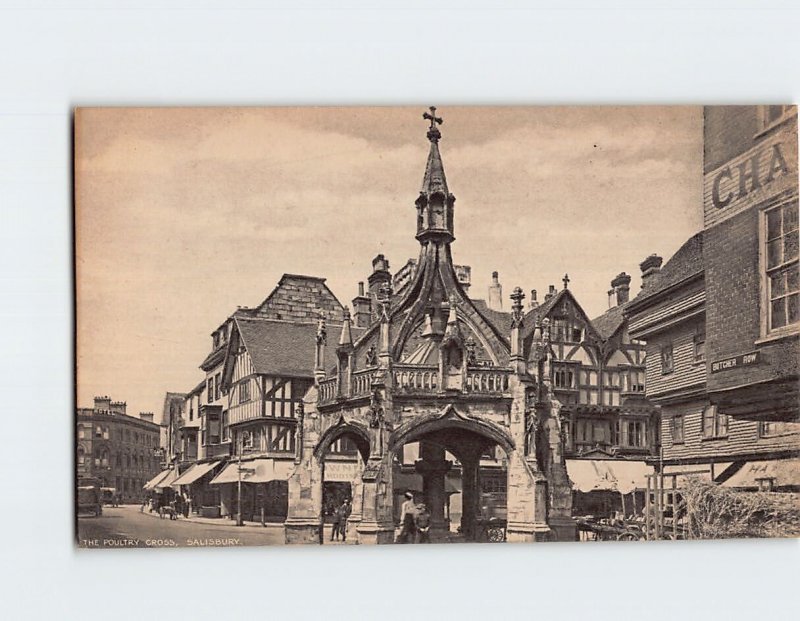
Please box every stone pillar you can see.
[284,452,324,544]
[505,449,551,542]
[355,454,395,545]
[285,389,324,545]
[545,400,576,542]
[505,374,551,542]
[416,441,450,541]
[345,454,365,542]
[460,453,480,541]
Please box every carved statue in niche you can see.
[365,345,378,367]
[465,337,476,365]
[368,389,386,457]
[378,283,392,322]
[315,314,327,345]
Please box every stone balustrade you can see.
[351,368,377,397]
[464,368,511,393]
[393,364,440,392]
[318,377,339,404]
[318,365,513,404]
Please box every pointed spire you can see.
[443,294,463,344]
[415,107,455,243]
[420,106,447,195]
[421,140,448,196]
[338,306,353,348]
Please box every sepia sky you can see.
[75,106,703,422]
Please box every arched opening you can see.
[389,417,514,543]
[314,424,370,544]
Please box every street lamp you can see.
[236,433,255,527]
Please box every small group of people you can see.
[141,490,191,519]
[330,498,352,542]
[397,491,432,544]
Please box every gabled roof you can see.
[251,273,344,323]
[520,288,569,340]
[231,317,363,379]
[629,231,704,308]
[470,299,514,334]
[591,304,626,341]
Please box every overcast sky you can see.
[75,106,703,421]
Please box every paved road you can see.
[76,505,286,549]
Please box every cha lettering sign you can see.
[710,351,760,374]
[711,143,788,209]
[704,128,798,229]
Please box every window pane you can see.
[784,203,798,232]
[771,270,787,297]
[785,234,798,262]
[788,266,800,293]
[767,239,782,269]
[772,297,787,329]
[767,208,782,240]
[788,293,799,324]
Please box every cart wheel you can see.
[487,527,504,543]
[617,532,639,542]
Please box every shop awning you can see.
[171,461,221,487]
[393,472,460,495]
[566,459,652,495]
[154,468,179,490]
[209,459,282,485]
[722,458,800,489]
[143,469,172,490]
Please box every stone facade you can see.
[286,109,574,544]
[77,396,161,502]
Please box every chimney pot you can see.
[611,272,632,306]
[640,254,664,288]
[488,271,503,311]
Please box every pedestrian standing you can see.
[330,502,342,541]
[397,491,417,544]
[414,503,431,543]
[340,499,352,542]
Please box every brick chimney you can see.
[611,272,632,306]
[640,254,663,289]
[488,271,503,311]
[94,395,111,413]
[351,281,372,328]
[544,284,557,303]
[110,400,127,416]
[139,412,154,423]
[529,289,539,310]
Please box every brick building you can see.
[76,396,161,502]
[627,105,800,491]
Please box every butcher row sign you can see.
[710,351,760,374]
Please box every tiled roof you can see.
[629,231,704,307]
[591,304,626,341]
[235,317,362,378]
[470,299,513,334]
[520,289,566,340]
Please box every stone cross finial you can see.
[423,106,443,142]
[562,273,570,289]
